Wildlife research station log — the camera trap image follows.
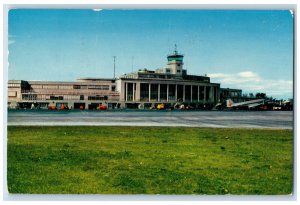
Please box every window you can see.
[59,85,73,89]
[140,83,149,101]
[88,96,95,100]
[80,95,84,100]
[111,86,116,91]
[73,85,81,89]
[42,85,58,89]
[87,85,109,90]
[63,95,80,100]
[8,91,17,97]
[88,96,108,101]
[177,70,181,73]
[80,85,88,89]
[49,96,63,100]
[22,94,37,101]
[31,85,43,89]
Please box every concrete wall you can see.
[168,60,183,75]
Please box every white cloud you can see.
[208,73,228,78]
[237,71,257,78]
[92,9,102,12]
[208,71,293,99]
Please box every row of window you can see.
[50,96,64,100]
[8,83,21,88]
[88,96,108,101]
[132,83,217,102]
[138,74,174,79]
[22,94,67,101]
[230,92,241,97]
[30,84,113,91]
[21,94,110,101]
[22,94,37,101]
[73,85,110,90]
[163,69,181,73]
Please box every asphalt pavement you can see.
[7,110,293,129]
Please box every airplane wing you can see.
[227,99,264,108]
[248,103,263,108]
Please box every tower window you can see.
[177,64,180,66]
[177,70,181,73]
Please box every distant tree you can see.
[268,96,275,101]
[255,93,266,99]
[249,93,254,98]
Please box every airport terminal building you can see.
[118,49,220,109]
[8,48,240,110]
[8,78,119,109]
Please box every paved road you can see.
[7,110,293,129]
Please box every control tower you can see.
[167,45,184,75]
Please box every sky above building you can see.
[8,9,293,99]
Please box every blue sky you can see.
[8,9,293,99]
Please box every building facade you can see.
[220,88,242,103]
[8,78,119,109]
[117,49,220,109]
[8,48,241,110]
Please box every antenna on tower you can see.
[113,56,116,79]
[174,44,178,54]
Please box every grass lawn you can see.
[7,126,293,194]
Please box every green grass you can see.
[7,126,293,194]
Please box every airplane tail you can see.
[226,99,233,108]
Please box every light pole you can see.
[113,56,116,79]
